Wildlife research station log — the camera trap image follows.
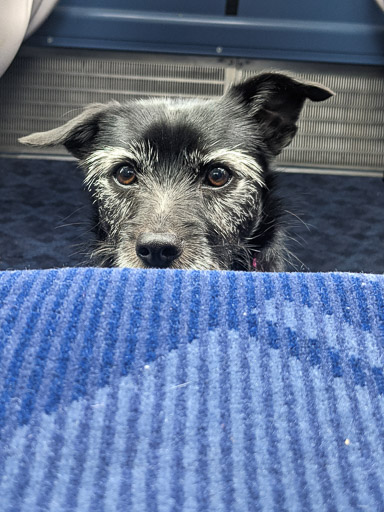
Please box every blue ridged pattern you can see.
[0,268,383,511]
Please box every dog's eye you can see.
[114,166,136,186]
[206,167,231,187]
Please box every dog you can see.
[19,72,333,271]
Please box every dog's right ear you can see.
[19,103,113,159]
[227,73,334,156]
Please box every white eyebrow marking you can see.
[202,149,265,188]
[82,145,157,187]
[83,145,264,190]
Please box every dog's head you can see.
[20,73,333,271]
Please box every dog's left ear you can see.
[19,103,114,158]
[228,73,334,156]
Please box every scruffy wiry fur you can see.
[19,72,333,271]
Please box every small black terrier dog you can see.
[20,72,333,271]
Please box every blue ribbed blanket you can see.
[0,268,383,512]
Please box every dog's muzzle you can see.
[136,232,183,268]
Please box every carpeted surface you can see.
[0,268,383,511]
[0,157,383,273]
[0,158,92,270]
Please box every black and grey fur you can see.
[20,72,333,271]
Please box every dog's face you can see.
[20,73,333,271]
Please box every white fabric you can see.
[0,0,57,78]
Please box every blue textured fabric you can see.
[0,268,383,511]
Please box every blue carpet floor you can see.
[0,267,383,511]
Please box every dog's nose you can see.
[136,232,183,268]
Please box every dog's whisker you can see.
[283,209,313,232]
[281,244,309,271]
[55,222,90,229]
[57,204,89,223]
[283,233,307,249]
